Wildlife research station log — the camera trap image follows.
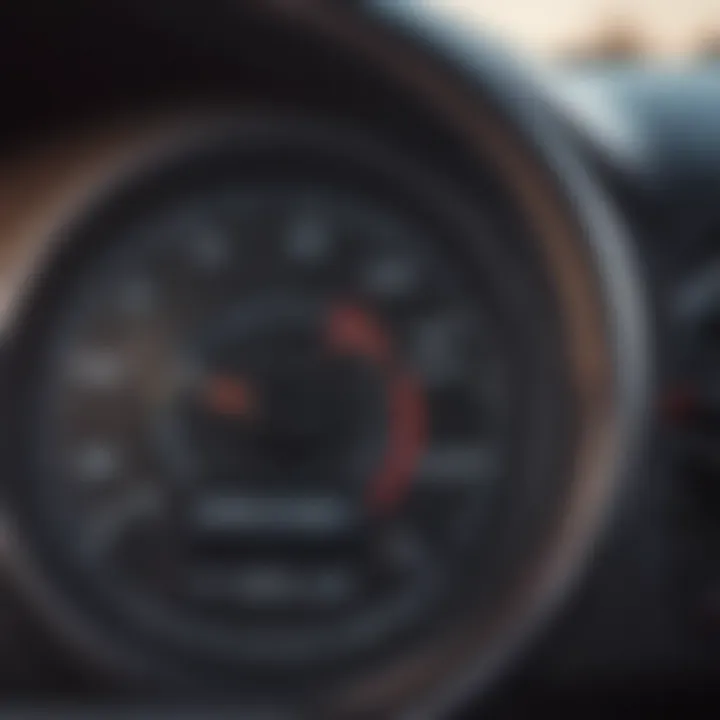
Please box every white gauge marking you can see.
[74,443,121,484]
[190,564,356,608]
[363,256,420,299]
[193,495,354,538]
[189,228,230,270]
[411,316,468,386]
[285,210,331,265]
[65,348,127,390]
[117,277,156,316]
[416,444,498,487]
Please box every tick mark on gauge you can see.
[285,208,332,265]
[65,348,127,390]
[410,317,466,387]
[74,443,121,484]
[189,229,231,271]
[117,277,157,316]
[363,256,420,300]
[416,444,499,488]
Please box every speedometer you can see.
[31,177,513,673]
[0,109,641,717]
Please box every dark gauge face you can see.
[24,180,514,675]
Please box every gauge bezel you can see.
[1,117,574,694]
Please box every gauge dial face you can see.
[18,177,520,678]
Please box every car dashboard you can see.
[0,2,718,718]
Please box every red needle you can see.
[326,304,392,365]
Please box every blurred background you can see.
[442,0,720,63]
